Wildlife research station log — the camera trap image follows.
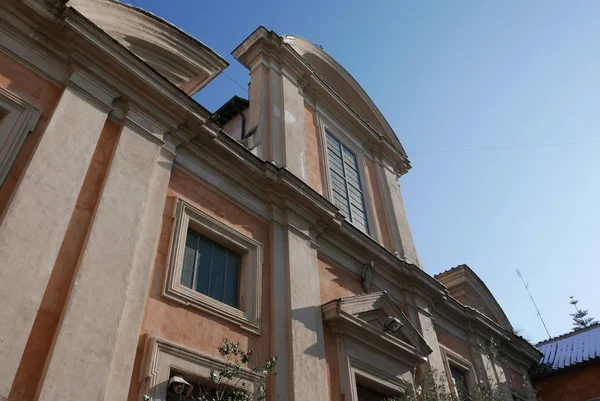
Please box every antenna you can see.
[516,270,551,339]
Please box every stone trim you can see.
[350,356,413,399]
[139,336,263,401]
[0,87,41,186]
[163,198,263,334]
[318,113,379,241]
[440,344,478,397]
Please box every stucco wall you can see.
[8,119,120,401]
[129,166,272,398]
[0,51,61,217]
[435,326,475,365]
[534,364,600,401]
[318,255,363,304]
[304,103,324,196]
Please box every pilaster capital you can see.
[66,67,118,113]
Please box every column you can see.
[36,109,173,401]
[0,71,115,398]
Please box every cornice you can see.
[61,7,213,126]
[233,26,411,175]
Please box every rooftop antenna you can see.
[516,270,551,339]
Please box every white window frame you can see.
[163,198,262,334]
[140,336,263,401]
[0,87,41,186]
[317,114,378,240]
[440,345,477,399]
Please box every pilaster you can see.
[245,54,310,182]
[36,107,173,401]
[414,296,449,391]
[0,69,115,399]
[376,158,422,268]
[270,208,329,401]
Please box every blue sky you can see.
[123,0,599,343]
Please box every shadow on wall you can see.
[291,305,327,359]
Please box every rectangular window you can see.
[181,228,241,308]
[326,131,369,234]
[450,366,470,401]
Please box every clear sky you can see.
[122,0,599,343]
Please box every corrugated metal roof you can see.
[536,324,600,374]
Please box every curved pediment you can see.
[284,35,407,158]
[322,292,431,363]
[435,264,513,331]
[67,0,227,96]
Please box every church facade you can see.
[0,1,540,400]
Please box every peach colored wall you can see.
[365,158,393,251]
[318,255,363,304]
[0,51,61,219]
[435,327,474,364]
[129,166,272,399]
[304,104,324,196]
[8,119,121,401]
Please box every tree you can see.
[569,295,598,331]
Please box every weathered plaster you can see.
[0,75,113,399]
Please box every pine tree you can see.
[569,296,598,331]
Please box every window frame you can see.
[180,227,242,309]
[163,198,262,334]
[0,87,41,187]
[440,345,477,400]
[140,336,263,401]
[318,116,377,239]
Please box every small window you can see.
[450,366,470,401]
[325,130,369,234]
[164,199,262,334]
[181,228,241,308]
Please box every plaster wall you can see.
[318,255,364,303]
[0,70,113,397]
[304,103,324,196]
[0,50,61,217]
[222,109,247,142]
[364,157,393,251]
[8,119,120,401]
[435,326,475,364]
[129,166,272,396]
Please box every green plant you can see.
[569,296,598,331]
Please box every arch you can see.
[67,0,227,95]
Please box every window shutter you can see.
[326,131,369,234]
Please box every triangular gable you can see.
[322,291,432,363]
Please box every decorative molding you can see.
[322,291,432,362]
[140,336,263,401]
[350,356,413,397]
[439,344,478,398]
[67,0,228,95]
[163,198,263,334]
[0,87,42,186]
